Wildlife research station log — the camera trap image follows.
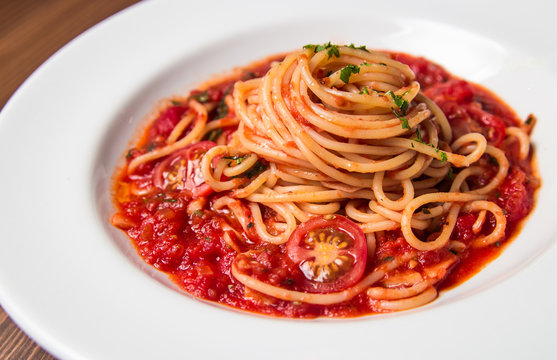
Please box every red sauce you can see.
[112,51,539,318]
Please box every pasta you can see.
[112,43,539,317]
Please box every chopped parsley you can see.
[525,114,534,125]
[126,149,134,159]
[387,91,409,115]
[247,222,255,229]
[360,86,370,95]
[448,167,454,180]
[241,71,257,80]
[326,45,340,59]
[205,236,212,242]
[386,90,411,129]
[348,43,369,52]
[223,154,247,165]
[170,99,182,106]
[236,160,268,179]
[162,198,177,203]
[145,142,156,152]
[214,99,228,120]
[382,256,395,262]
[439,151,448,163]
[205,128,223,142]
[339,64,360,83]
[193,210,202,216]
[378,62,387,66]
[487,155,499,166]
[414,128,423,142]
[192,91,209,103]
[303,42,340,59]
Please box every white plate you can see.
[1,0,557,359]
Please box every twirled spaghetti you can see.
[112,44,539,318]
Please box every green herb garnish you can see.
[382,256,395,262]
[414,128,423,142]
[245,161,268,178]
[360,86,370,95]
[145,142,156,152]
[223,154,247,165]
[448,167,454,180]
[487,155,499,166]
[214,100,228,119]
[170,99,182,106]
[340,64,360,83]
[387,90,409,115]
[192,91,209,103]
[303,42,340,59]
[525,114,534,125]
[205,128,223,142]
[348,43,369,52]
[439,151,448,163]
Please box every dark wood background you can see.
[0,1,139,358]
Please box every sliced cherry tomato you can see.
[153,141,216,197]
[286,215,367,293]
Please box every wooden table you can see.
[0,1,139,358]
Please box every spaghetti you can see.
[112,44,539,317]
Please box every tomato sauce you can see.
[112,51,539,318]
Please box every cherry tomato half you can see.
[286,215,367,293]
[153,141,216,197]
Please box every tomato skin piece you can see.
[286,215,367,293]
[153,141,216,197]
[497,168,532,223]
[424,79,475,104]
[462,105,506,146]
[392,53,449,89]
[425,80,506,146]
[148,105,188,141]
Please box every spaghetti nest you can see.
[201,45,506,251]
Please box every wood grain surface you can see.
[0,1,140,358]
